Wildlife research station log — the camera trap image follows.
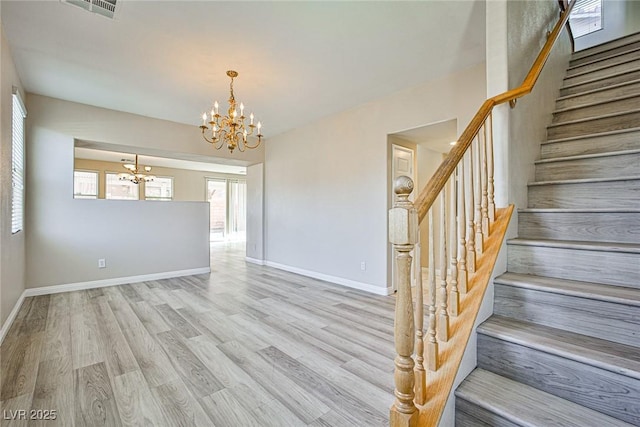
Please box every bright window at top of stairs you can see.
[570,0,602,38]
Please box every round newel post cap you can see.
[394,176,414,196]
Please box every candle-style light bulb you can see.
[257,121,262,134]
[210,109,215,121]
[250,113,254,125]
[243,129,247,141]
[232,110,237,119]
[214,101,219,115]
[240,103,245,117]
[202,113,207,125]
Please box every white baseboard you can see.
[0,292,26,345]
[245,257,266,266]
[24,267,211,297]
[0,267,210,345]
[265,261,392,296]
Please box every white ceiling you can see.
[394,118,458,154]
[1,0,486,138]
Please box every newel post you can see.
[389,176,419,427]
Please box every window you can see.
[11,89,27,234]
[105,172,139,200]
[74,170,99,199]
[145,177,173,201]
[570,0,602,38]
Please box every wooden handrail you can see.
[415,0,576,223]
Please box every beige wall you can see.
[0,22,26,326]
[246,163,265,261]
[24,95,252,289]
[27,95,264,166]
[265,63,486,293]
[74,158,245,201]
[506,0,572,210]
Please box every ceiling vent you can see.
[62,0,117,19]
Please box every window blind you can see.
[570,0,602,38]
[11,89,27,234]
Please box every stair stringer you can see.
[416,206,514,426]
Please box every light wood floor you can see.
[0,243,395,426]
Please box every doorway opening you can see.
[207,178,247,242]
[387,118,458,291]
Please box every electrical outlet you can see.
[98,258,106,269]
[360,261,366,271]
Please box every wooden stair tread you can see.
[543,127,640,145]
[519,208,640,213]
[455,369,634,427]
[547,108,640,128]
[478,316,640,380]
[565,56,640,80]
[507,238,640,254]
[571,31,640,61]
[495,272,640,307]
[568,46,640,72]
[528,175,640,186]
[561,68,640,91]
[553,93,640,114]
[556,78,640,102]
[534,148,640,164]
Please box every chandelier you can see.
[200,70,263,153]
[118,155,155,184]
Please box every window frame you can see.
[144,176,174,201]
[11,89,27,234]
[105,171,140,200]
[73,169,99,199]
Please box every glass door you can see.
[206,179,227,242]
[228,180,247,241]
[206,178,247,242]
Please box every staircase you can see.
[455,33,640,426]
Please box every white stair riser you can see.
[541,131,640,159]
[548,111,640,140]
[564,59,640,86]
[560,69,640,96]
[535,152,640,181]
[518,211,640,243]
[494,284,640,347]
[528,179,640,209]
[552,96,640,123]
[556,81,640,110]
[567,48,640,77]
[477,335,640,425]
[507,244,640,287]
[571,35,640,65]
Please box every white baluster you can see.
[438,192,449,342]
[449,175,459,316]
[487,113,496,223]
[480,125,489,237]
[413,240,426,405]
[465,150,476,273]
[457,162,468,293]
[473,136,484,255]
[427,208,438,371]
